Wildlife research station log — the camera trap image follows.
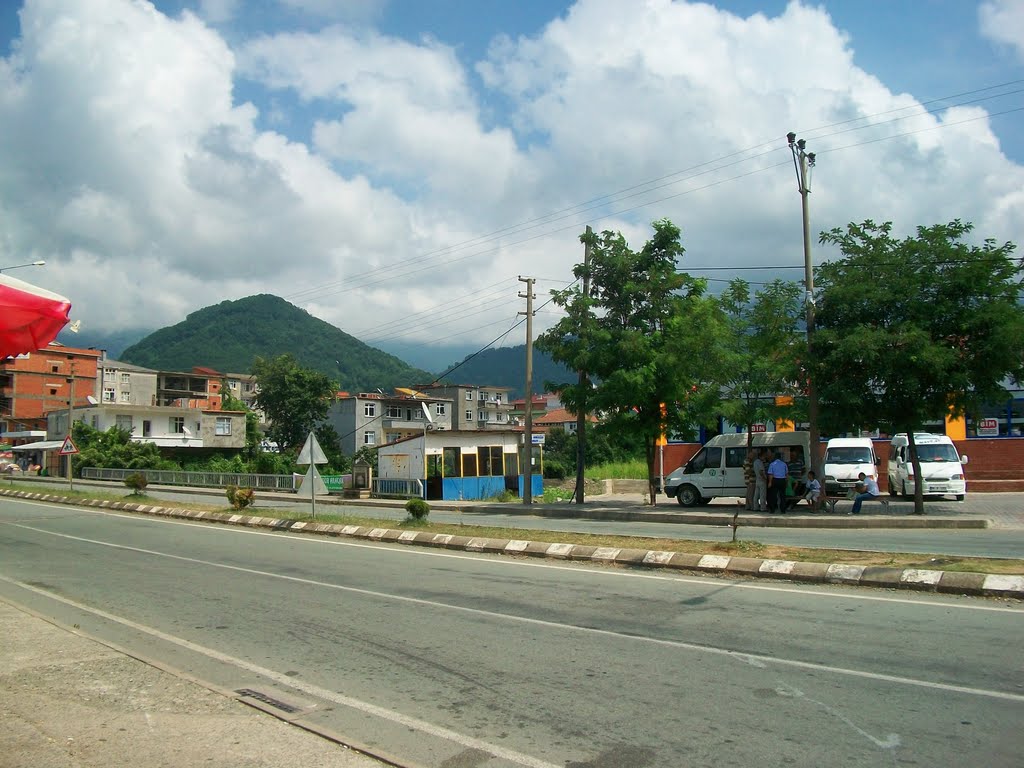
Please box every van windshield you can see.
[914,444,960,463]
[824,447,872,464]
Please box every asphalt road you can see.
[124,485,1024,560]
[1,494,1022,768]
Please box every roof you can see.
[11,440,66,451]
[534,407,596,425]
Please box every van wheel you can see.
[956,494,964,501]
[677,484,700,507]
[697,495,712,506]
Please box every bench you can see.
[823,495,890,514]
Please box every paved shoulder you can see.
[0,601,383,768]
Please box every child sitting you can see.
[802,470,822,511]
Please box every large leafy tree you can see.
[812,219,1024,511]
[539,219,730,504]
[252,354,336,455]
[718,278,804,447]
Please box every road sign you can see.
[978,418,999,436]
[531,433,545,445]
[58,436,79,455]
[296,432,327,465]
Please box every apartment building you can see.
[414,383,514,430]
[327,390,454,456]
[0,343,101,438]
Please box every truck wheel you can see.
[677,484,700,507]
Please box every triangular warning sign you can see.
[296,432,327,466]
[59,436,79,455]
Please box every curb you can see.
[4,488,1022,600]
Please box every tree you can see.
[812,219,1024,512]
[251,354,336,455]
[539,219,730,504]
[221,390,262,460]
[718,278,804,446]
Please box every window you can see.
[496,413,504,422]
[466,391,474,400]
[495,393,502,404]
[465,409,473,422]
[478,410,487,422]
[435,403,446,416]
[120,391,130,403]
[479,446,504,476]
[364,403,376,417]
[170,416,185,434]
[363,430,376,445]
[726,447,746,468]
[386,405,402,418]
[443,447,461,477]
[49,387,58,395]
[50,364,59,373]
[120,373,130,384]
[215,417,232,435]
[115,415,133,432]
[462,452,478,477]
[103,387,115,403]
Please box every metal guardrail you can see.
[372,478,423,498]
[81,467,297,491]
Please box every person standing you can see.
[753,449,768,513]
[850,471,881,515]
[743,449,756,510]
[767,451,789,514]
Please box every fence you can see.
[82,467,297,491]
[372,478,423,498]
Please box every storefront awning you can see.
[11,440,65,452]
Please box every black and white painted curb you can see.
[5,488,1023,599]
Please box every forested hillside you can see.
[120,295,431,392]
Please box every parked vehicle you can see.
[822,437,878,497]
[887,433,968,501]
[664,431,811,507]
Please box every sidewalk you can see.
[0,600,383,768]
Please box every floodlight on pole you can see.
[787,131,821,475]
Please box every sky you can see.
[0,0,1022,366]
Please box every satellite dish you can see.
[86,395,98,405]
[421,402,433,423]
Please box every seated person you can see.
[802,470,822,510]
[850,472,881,514]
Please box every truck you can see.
[663,431,811,507]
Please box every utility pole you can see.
[66,361,75,491]
[519,276,535,505]
[787,131,821,476]
[575,226,593,505]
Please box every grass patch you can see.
[6,479,1023,575]
[586,460,647,480]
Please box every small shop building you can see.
[375,429,543,501]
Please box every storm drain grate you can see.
[235,688,301,714]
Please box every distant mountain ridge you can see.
[120,295,431,392]
[434,346,574,400]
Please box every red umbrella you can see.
[0,273,72,359]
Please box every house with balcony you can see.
[327,389,455,456]
[47,404,246,451]
[415,383,513,430]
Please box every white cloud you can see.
[979,0,1024,59]
[0,0,1021,352]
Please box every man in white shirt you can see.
[850,471,880,515]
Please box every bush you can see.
[542,460,567,479]
[123,472,148,495]
[226,485,256,510]
[404,497,430,521]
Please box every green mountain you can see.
[120,294,431,392]
[435,346,574,400]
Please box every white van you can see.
[664,431,811,507]
[888,433,968,501]
[822,437,878,497]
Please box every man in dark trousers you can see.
[767,451,789,514]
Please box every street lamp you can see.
[787,131,821,475]
[0,260,46,273]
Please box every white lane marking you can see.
[6,497,1024,615]
[776,683,901,750]
[0,575,562,768]
[6,521,1024,704]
